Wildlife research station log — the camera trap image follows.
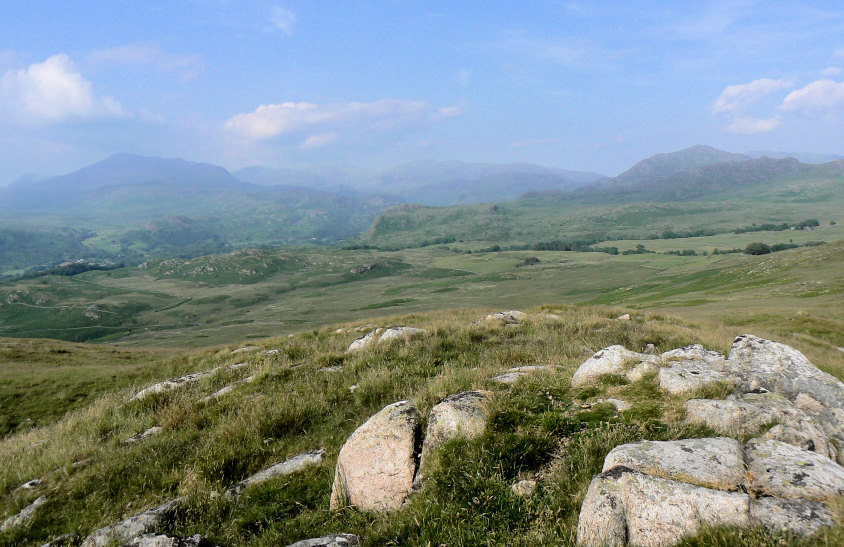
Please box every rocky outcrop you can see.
[1,495,47,532]
[745,439,844,502]
[81,499,183,547]
[725,334,844,409]
[657,360,736,395]
[330,401,421,512]
[571,346,659,387]
[420,391,491,470]
[346,327,425,353]
[131,363,245,401]
[285,534,360,547]
[577,335,844,545]
[225,449,326,499]
[120,535,219,547]
[602,438,746,491]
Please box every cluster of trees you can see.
[734,219,820,234]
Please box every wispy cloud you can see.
[270,6,296,36]
[727,117,781,134]
[224,98,463,146]
[0,54,123,125]
[821,66,842,77]
[712,78,793,113]
[780,79,844,117]
[87,43,203,79]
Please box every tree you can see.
[744,242,772,255]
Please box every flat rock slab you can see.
[1,495,47,532]
[602,437,746,491]
[658,359,736,395]
[660,344,724,364]
[745,439,844,501]
[420,390,491,468]
[492,365,558,384]
[571,345,658,388]
[285,534,360,547]
[346,327,424,353]
[120,535,219,547]
[749,497,836,537]
[225,449,326,499]
[577,469,750,547]
[81,498,183,547]
[330,401,421,512]
[727,334,844,409]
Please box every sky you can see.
[1,0,844,183]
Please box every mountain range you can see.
[1,145,841,274]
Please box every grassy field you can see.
[0,233,841,349]
[1,306,841,546]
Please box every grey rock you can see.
[285,534,360,547]
[571,345,658,388]
[18,478,42,490]
[225,449,326,499]
[684,392,839,463]
[481,310,527,324]
[120,535,219,547]
[231,345,260,354]
[726,334,844,409]
[750,497,836,536]
[200,386,234,402]
[660,344,725,364]
[577,469,750,547]
[602,437,746,491]
[330,401,421,512]
[511,479,537,497]
[123,426,163,444]
[1,495,47,532]
[658,359,737,395]
[81,498,183,547]
[40,533,81,547]
[346,327,424,353]
[595,398,631,411]
[419,391,491,471]
[745,439,844,501]
[493,365,558,384]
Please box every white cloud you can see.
[712,78,793,113]
[271,6,296,36]
[727,116,781,134]
[0,54,123,125]
[301,132,337,148]
[224,98,463,142]
[821,66,842,77]
[780,79,844,116]
[87,43,202,77]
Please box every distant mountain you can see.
[0,154,400,273]
[746,150,844,164]
[235,160,606,206]
[371,160,605,205]
[0,154,244,213]
[614,145,750,185]
[233,164,377,197]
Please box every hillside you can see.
[356,157,844,250]
[613,145,750,185]
[0,155,400,275]
[0,305,841,545]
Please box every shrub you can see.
[744,242,771,255]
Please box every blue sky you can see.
[1,0,843,183]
